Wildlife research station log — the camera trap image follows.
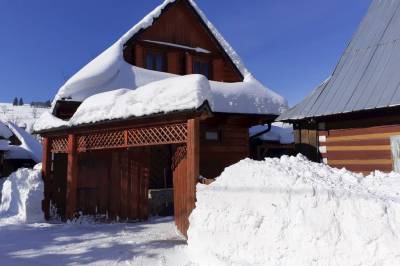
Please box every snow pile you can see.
[0,164,43,224]
[250,122,294,144]
[187,155,400,266]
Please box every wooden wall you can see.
[199,124,249,179]
[50,149,150,221]
[319,125,398,175]
[293,124,320,162]
[124,0,243,83]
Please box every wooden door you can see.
[172,145,189,236]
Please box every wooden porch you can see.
[42,118,199,236]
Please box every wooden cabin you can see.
[279,0,400,175]
[36,0,286,236]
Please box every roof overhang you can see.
[36,101,276,136]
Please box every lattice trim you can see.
[77,123,187,152]
[51,137,68,153]
[78,131,125,152]
[127,123,187,147]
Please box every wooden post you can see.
[41,137,52,220]
[135,44,144,68]
[167,51,181,75]
[185,52,194,75]
[66,134,78,220]
[185,118,200,234]
[212,58,224,82]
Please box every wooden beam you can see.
[329,159,392,165]
[327,132,400,142]
[327,145,390,151]
[66,134,78,220]
[185,118,200,235]
[185,52,193,74]
[41,137,52,220]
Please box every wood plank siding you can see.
[123,0,242,83]
[318,125,400,174]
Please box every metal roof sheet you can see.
[279,0,400,121]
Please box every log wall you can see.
[319,125,399,175]
[200,124,249,179]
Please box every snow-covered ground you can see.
[0,218,189,266]
[0,103,49,133]
[1,157,400,265]
[0,167,190,266]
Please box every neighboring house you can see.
[279,0,400,175]
[250,123,295,160]
[0,121,42,177]
[34,0,287,235]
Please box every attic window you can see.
[145,50,165,71]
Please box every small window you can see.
[205,131,219,141]
[193,61,210,78]
[145,51,165,71]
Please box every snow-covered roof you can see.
[35,74,286,131]
[0,122,42,163]
[279,0,400,121]
[0,122,13,139]
[250,122,294,144]
[37,0,287,132]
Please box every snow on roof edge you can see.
[52,0,254,107]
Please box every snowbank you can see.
[187,155,400,266]
[0,164,43,224]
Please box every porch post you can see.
[41,137,52,220]
[186,118,200,233]
[66,134,78,220]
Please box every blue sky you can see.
[0,0,370,106]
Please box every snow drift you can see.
[187,155,400,266]
[0,165,43,224]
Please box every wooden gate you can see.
[42,119,198,236]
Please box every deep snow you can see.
[0,165,43,224]
[2,156,400,265]
[0,166,190,266]
[187,155,400,266]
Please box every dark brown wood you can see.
[134,44,144,68]
[128,0,243,82]
[186,118,199,230]
[173,145,188,236]
[66,134,78,219]
[41,137,52,220]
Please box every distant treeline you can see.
[12,97,51,108]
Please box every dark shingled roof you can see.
[279,0,400,121]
